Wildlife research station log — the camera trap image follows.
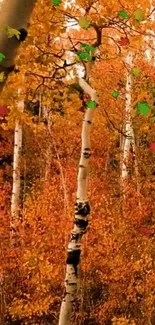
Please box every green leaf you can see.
[0,53,5,62]
[52,0,62,5]
[117,10,128,19]
[135,102,150,116]
[133,9,145,23]
[79,17,91,29]
[131,67,141,77]
[86,53,92,62]
[112,90,119,98]
[6,26,21,39]
[87,100,97,109]
[77,51,92,62]
[80,43,95,55]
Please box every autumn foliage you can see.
[0,0,155,324]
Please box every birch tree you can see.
[121,52,134,184]
[121,51,141,211]
[10,88,24,221]
[120,2,155,206]
[120,2,155,212]
[58,15,101,322]
[0,0,38,217]
[58,75,98,325]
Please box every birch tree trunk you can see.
[121,52,134,183]
[121,52,141,210]
[11,88,24,221]
[58,79,98,325]
[0,0,37,94]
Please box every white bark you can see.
[121,51,142,212]
[121,52,134,182]
[11,88,24,221]
[58,78,98,325]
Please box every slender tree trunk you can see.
[41,102,52,182]
[130,127,142,212]
[121,52,134,184]
[121,52,141,211]
[58,78,98,325]
[0,89,24,325]
[11,88,24,221]
[0,0,37,94]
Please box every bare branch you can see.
[103,108,127,138]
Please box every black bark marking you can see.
[66,250,81,266]
[83,119,91,124]
[74,218,88,229]
[75,202,90,216]
[83,151,91,158]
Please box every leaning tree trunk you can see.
[58,78,98,325]
[0,0,37,94]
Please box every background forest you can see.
[0,0,155,324]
